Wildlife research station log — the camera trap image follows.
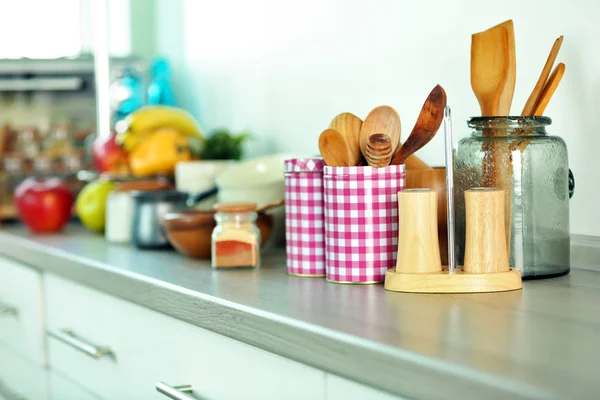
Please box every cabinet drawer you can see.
[48,370,102,400]
[326,375,408,400]
[0,343,47,400]
[0,255,45,366]
[45,274,325,400]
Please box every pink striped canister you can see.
[284,158,326,277]
[323,165,406,284]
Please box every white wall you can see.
[154,0,599,236]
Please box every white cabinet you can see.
[48,371,101,400]
[0,343,48,400]
[326,374,409,400]
[0,255,45,366]
[45,274,326,400]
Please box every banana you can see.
[116,106,204,152]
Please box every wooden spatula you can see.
[471,20,516,116]
[329,113,363,166]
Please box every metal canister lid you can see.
[284,158,326,173]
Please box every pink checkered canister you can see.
[284,158,326,277]
[324,165,406,283]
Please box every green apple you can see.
[76,179,115,233]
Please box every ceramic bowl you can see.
[175,160,233,209]
[216,154,294,244]
[162,209,274,259]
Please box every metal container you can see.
[131,190,187,249]
[323,164,406,284]
[454,116,572,278]
[106,180,171,244]
[284,158,326,277]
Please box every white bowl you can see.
[216,154,295,244]
[176,160,233,209]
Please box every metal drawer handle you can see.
[156,382,205,400]
[48,329,115,360]
[0,301,18,317]
[0,378,25,400]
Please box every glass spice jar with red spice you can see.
[211,202,260,269]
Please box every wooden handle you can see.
[395,189,442,274]
[531,63,565,116]
[463,188,510,274]
[404,154,430,170]
[521,36,564,116]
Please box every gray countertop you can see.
[0,224,598,400]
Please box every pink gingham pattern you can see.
[285,158,326,276]
[324,165,405,283]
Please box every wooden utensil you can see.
[329,113,363,166]
[391,85,446,166]
[365,133,393,168]
[472,20,516,255]
[471,20,516,116]
[521,36,564,116]
[531,62,566,116]
[359,106,401,158]
[318,128,350,167]
[512,63,566,153]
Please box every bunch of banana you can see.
[115,106,204,152]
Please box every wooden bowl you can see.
[405,166,448,264]
[162,210,273,259]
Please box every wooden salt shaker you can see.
[463,188,510,274]
[395,189,442,274]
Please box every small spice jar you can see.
[212,202,260,269]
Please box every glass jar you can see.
[454,117,571,279]
[212,202,260,269]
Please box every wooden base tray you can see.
[384,267,522,293]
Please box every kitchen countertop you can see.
[0,224,598,400]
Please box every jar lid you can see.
[284,158,326,173]
[115,179,171,192]
[213,202,257,213]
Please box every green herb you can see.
[188,129,250,160]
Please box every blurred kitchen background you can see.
[0,0,597,236]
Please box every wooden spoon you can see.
[329,113,363,166]
[471,20,516,116]
[365,133,393,168]
[318,128,350,167]
[359,106,401,159]
[391,85,447,166]
[521,36,564,116]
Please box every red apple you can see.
[15,177,74,233]
[92,131,129,173]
